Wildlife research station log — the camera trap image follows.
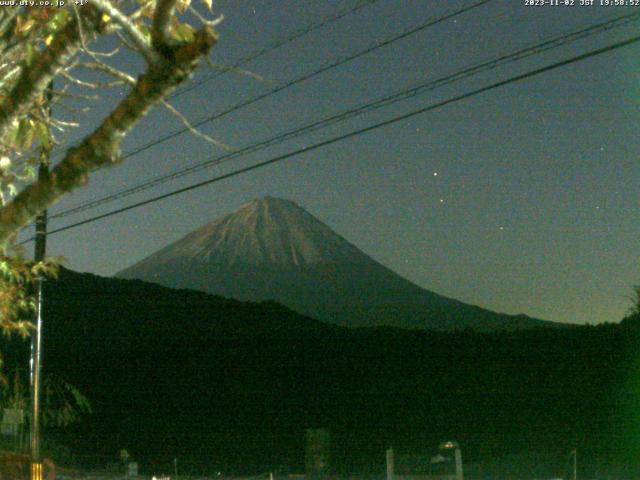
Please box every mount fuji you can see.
[116,196,551,331]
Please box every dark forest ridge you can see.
[117,196,556,331]
[27,267,637,476]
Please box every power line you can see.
[49,0,381,158]
[169,0,382,100]
[50,0,492,217]
[50,9,640,220]
[20,32,640,244]
[61,1,493,164]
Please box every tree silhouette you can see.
[0,0,222,338]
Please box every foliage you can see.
[0,370,90,427]
[0,253,58,340]
[0,0,220,342]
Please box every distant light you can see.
[439,440,459,450]
[433,172,438,177]
[439,199,444,203]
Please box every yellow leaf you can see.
[45,35,53,46]
[173,23,194,42]
[138,0,157,18]
[176,0,191,13]
[201,0,212,11]
[101,13,111,23]
[17,18,35,34]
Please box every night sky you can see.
[24,0,640,325]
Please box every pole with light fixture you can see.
[439,441,463,480]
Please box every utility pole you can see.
[30,82,52,480]
[453,446,463,480]
[572,449,577,480]
[386,447,394,480]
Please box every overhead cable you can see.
[50,9,640,220]
[19,31,640,244]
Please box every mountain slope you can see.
[117,196,551,331]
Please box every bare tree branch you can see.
[161,99,232,151]
[90,0,160,64]
[0,26,218,246]
[204,58,271,84]
[152,0,178,50]
[60,70,123,90]
[0,10,104,145]
[52,90,101,102]
[187,7,224,29]
[75,61,136,85]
